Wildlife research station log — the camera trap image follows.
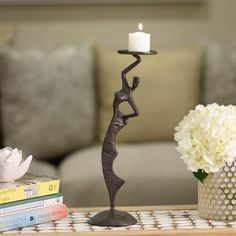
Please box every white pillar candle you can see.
[128,23,150,52]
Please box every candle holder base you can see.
[118,49,157,55]
[88,209,137,227]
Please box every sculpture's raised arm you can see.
[121,55,141,89]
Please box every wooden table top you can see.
[3,205,236,236]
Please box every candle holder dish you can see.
[88,49,157,227]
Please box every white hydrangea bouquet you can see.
[175,103,236,182]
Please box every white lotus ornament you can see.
[0,147,32,182]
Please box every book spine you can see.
[0,204,68,232]
[0,195,63,216]
[0,179,60,204]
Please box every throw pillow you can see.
[203,43,236,105]
[96,45,203,142]
[0,43,96,160]
[0,24,15,45]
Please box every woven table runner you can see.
[2,209,236,234]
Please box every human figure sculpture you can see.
[88,49,157,227]
[89,54,141,227]
[102,54,141,210]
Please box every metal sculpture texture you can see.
[89,50,157,227]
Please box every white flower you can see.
[0,147,32,182]
[175,103,236,173]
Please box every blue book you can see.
[0,193,63,216]
[0,204,68,232]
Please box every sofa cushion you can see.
[29,159,58,178]
[96,46,203,143]
[59,142,197,207]
[203,43,236,105]
[0,43,95,160]
[0,24,15,45]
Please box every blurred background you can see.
[0,0,236,47]
[0,0,235,207]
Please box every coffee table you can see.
[2,205,236,235]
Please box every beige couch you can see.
[0,25,204,208]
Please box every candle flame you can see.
[138,23,143,31]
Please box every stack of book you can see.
[0,174,68,232]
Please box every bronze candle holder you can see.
[88,49,157,227]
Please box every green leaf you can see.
[193,169,208,183]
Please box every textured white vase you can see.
[198,161,236,221]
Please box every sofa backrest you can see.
[0,1,236,48]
